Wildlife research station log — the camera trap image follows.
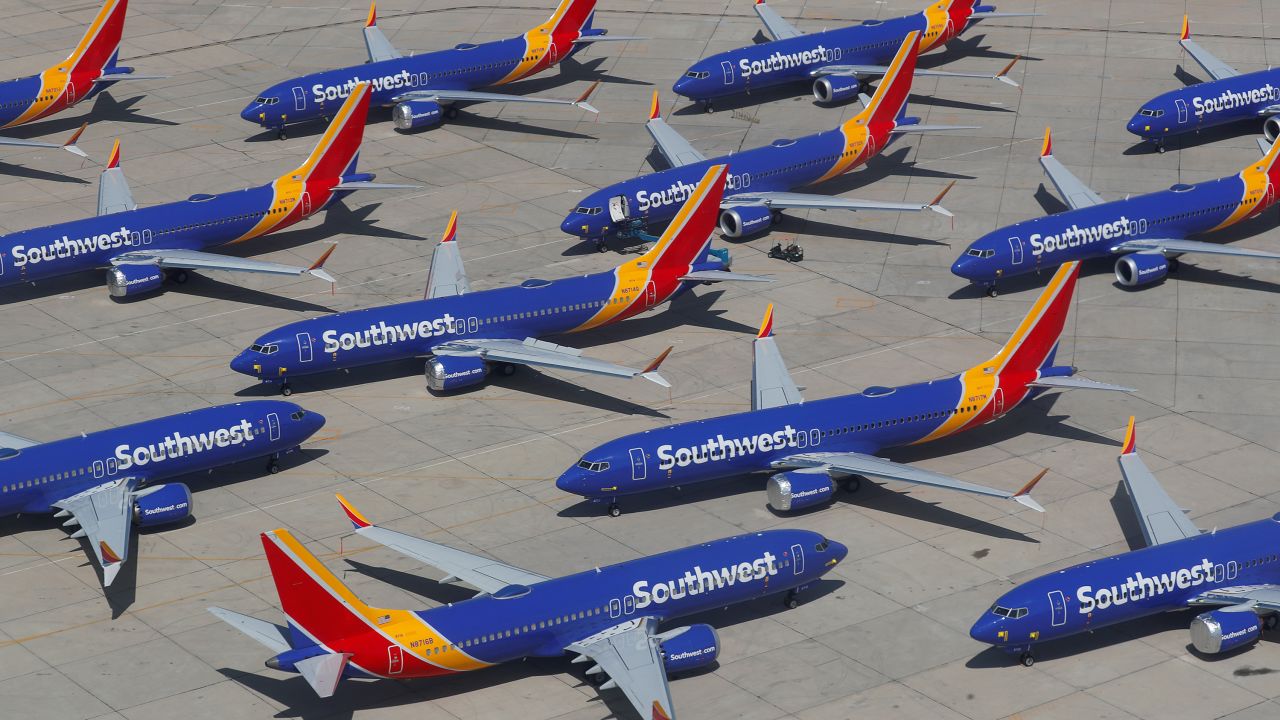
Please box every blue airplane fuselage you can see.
[1128,68,1280,144]
[971,517,1280,654]
[0,401,324,515]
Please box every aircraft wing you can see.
[1027,376,1137,392]
[51,477,142,587]
[432,338,673,387]
[774,452,1046,511]
[752,304,802,411]
[1190,585,1280,612]
[647,113,706,167]
[111,246,337,283]
[336,495,548,593]
[392,82,600,114]
[98,142,136,216]
[726,186,953,217]
[812,60,1021,87]
[678,270,773,282]
[1116,416,1201,547]
[1111,237,1280,261]
[0,430,39,450]
[364,17,402,63]
[566,617,676,720]
[426,212,469,298]
[753,1,803,40]
[1040,147,1104,210]
[1180,33,1240,80]
[0,122,87,158]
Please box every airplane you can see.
[231,163,768,396]
[556,261,1134,518]
[240,0,627,139]
[0,0,161,159]
[561,31,963,249]
[0,400,324,590]
[209,495,847,718]
[672,0,1027,111]
[951,127,1280,296]
[1128,16,1280,152]
[970,417,1280,667]
[0,82,417,299]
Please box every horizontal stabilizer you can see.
[207,607,291,653]
[572,35,645,43]
[678,270,773,282]
[332,181,421,191]
[890,124,980,133]
[94,73,167,82]
[969,11,1042,17]
[1028,376,1136,392]
[296,652,352,698]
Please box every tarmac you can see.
[2,0,1280,718]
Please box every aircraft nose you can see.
[229,350,259,376]
[240,104,260,122]
[827,540,849,564]
[969,615,1002,644]
[673,76,694,97]
[555,469,588,496]
[951,255,975,279]
[305,410,326,432]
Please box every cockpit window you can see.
[990,604,1028,618]
[290,410,307,420]
[574,206,603,215]
[815,538,829,552]
[684,70,711,79]
[254,96,280,105]
[1138,108,1165,117]
[965,248,996,258]
[249,343,279,355]
[576,459,611,472]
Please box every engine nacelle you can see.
[133,483,193,527]
[393,100,444,131]
[1265,115,1280,142]
[659,624,720,675]
[719,205,774,238]
[1114,252,1168,287]
[107,264,164,298]
[1190,609,1261,654]
[766,469,836,512]
[812,75,862,104]
[425,355,489,392]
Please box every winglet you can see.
[652,700,673,720]
[1012,468,1048,513]
[1121,416,1136,455]
[927,180,956,218]
[574,80,601,114]
[1040,127,1052,158]
[106,138,121,169]
[335,493,372,529]
[648,90,661,121]
[996,54,1022,88]
[1180,14,1190,41]
[367,1,378,27]
[758,303,775,338]
[755,0,765,5]
[62,122,88,159]
[441,210,458,243]
[307,245,337,283]
[100,540,122,565]
[640,346,674,387]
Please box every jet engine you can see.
[1114,252,1168,287]
[133,484,193,527]
[659,624,720,674]
[813,75,862,104]
[425,355,489,392]
[392,100,444,131]
[766,469,836,511]
[1190,609,1261,654]
[1265,115,1280,142]
[107,264,165,298]
[719,205,774,238]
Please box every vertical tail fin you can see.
[260,529,378,649]
[66,0,129,76]
[980,261,1080,377]
[852,31,920,128]
[544,0,598,35]
[289,82,371,183]
[635,164,727,275]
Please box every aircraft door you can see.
[0,252,5,276]
[106,457,118,475]
[645,281,656,306]
[292,86,306,111]
[721,60,734,86]
[296,333,313,363]
[549,43,558,64]
[1214,563,1225,582]
[629,448,646,481]
[1008,236,1024,265]
[1048,590,1066,626]
[993,387,1005,417]
[268,412,281,442]
[142,229,153,244]
[93,460,104,478]
[609,598,621,618]
[387,645,404,674]
[791,544,804,575]
[66,81,76,104]
[1228,561,1238,580]
[1176,98,1188,124]
[623,594,635,614]
[809,429,820,447]
[301,192,312,216]
[608,195,630,223]
[467,316,478,333]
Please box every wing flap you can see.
[112,247,337,283]
[434,338,672,387]
[1193,585,1280,611]
[1112,237,1280,260]
[1028,376,1137,392]
[566,617,675,720]
[728,189,952,217]
[392,83,600,113]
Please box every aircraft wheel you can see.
[840,476,862,493]
[268,459,281,474]
[280,383,293,397]
[1019,652,1035,668]
[499,363,517,377]
[277,128,287,140]
[445,106,459,120]
[784,590,799,609]
[703,101,714,113]
[1156,143,1166,154]
[986,285,999,298]
[607,502,621,518]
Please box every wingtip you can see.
[335,493,372,529]
[648,89,661,121]
[100,540,122,565]
[1180,14,1189,41]
[1011,468,1048,512]
[1121,416,1136,455]
[66,121,87,147]
[642,346,674,374]
[652,700,673,720]
[308,244,337,272]
[576,80,600,105]
[1040,126,1052,157]
[996,54,1021,85]
[106,139,121,169]
[757,303,775,338]
[441,211,458,243]
[366,1,377,27]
